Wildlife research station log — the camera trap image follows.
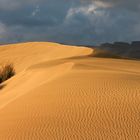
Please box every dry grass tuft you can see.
[0,63,15,84]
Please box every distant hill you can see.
[96,41,140,59]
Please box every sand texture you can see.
[0,42,140,140]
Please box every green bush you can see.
[0,63,15,84]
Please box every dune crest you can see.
[0,42,140,139]
[0,42,92,73]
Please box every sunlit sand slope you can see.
[0,42,92,73]
[0,42,140,139]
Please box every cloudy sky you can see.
[0,0,140,45]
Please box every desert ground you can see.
[0,42,140,139]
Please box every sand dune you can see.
[0,42,140,139]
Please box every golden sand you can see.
[0,42,139,139]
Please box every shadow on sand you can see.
[0,84,6,90]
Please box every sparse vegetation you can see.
[92,48,124,59]
[0,63,15,84]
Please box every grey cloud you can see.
[0,0,40,10]
[79,0,140,13]
[0,0,140,45]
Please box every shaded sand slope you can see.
[0,42,140,139]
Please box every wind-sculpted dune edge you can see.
[0,42,140,139]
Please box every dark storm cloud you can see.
[0,0,140,45]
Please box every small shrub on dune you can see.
[0,63,15,84]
